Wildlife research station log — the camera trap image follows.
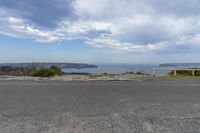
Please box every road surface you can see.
[0,79,200,132]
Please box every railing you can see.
[152,68,200,76]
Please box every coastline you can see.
[0,74,152,81]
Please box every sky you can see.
[0,0,200,64]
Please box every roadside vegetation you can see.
[0,65,65,77]
[89,73,114,78]
[31,65,65,77]
[0,66,36,76]
[89,71,150,78]
[123,71,150,76]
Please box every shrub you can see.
[135,71,145,75]
[125,72,135,74]
[0,70,3,75]
[0,66,36,76]
[31,65,64,77]
[31,68,55,77]
[50,65,64,75]
[89,73,114,78]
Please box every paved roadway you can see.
[0,79,200,133]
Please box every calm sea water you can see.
[63,63,200,75]
[63,64,170,75]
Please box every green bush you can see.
[31,65,64,77]
[89,73,114,78]
[0,70,3,75]
[135,71,145,75]
[50,65,64,75]
[31,68,55,77]
[124,72,135,74]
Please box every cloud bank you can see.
[0,0,200,52]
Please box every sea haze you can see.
[63,63,200,75]
[63,64,158,75]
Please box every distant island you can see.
[0,63,98,69]
[160,63,200,67]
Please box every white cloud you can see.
[0,12,58,42]
[86,37,167,52]
[53,20,112,40]
[73,0,200,51]
[0,0,200,53]
[178,34,200,46]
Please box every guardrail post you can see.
[152,68,156,77]
[174,69,177,77]
[192,69,195,76]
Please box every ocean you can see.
[62,64,170,75]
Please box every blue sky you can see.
[0,0,200,64]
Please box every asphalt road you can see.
[0,79,200,133]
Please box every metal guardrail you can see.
[152,68,200,76]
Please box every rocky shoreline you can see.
[0,74,152,81]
